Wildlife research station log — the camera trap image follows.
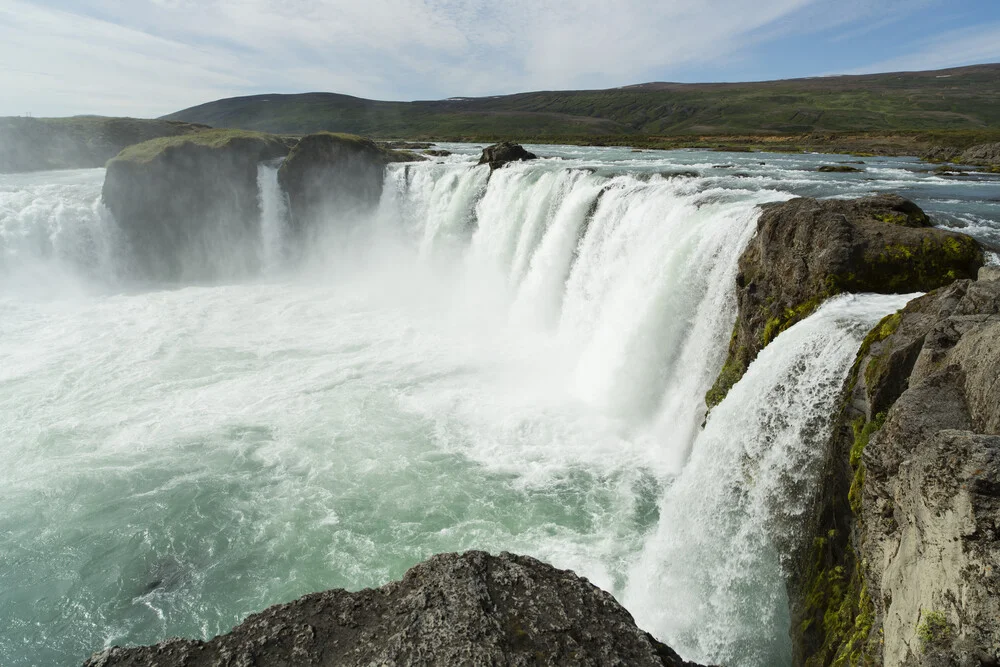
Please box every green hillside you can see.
[163,64,1000,140]
[0,116,209,172]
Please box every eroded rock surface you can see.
[102,129,291,281]
[477,141,538,170]
[707,194,983,408]
[959,142,1000,168]
[792,276,1000,666]
[83,551,706,667]
[277,132,422,230]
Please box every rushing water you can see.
[1,146,999,666]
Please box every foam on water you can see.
[0,147,997,666]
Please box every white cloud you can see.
[0,0,970,117]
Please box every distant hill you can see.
[163,64,1000,140]
[0,116,209,173]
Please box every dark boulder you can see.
[83,551,708,667]
[817,165,863,173]
[277,132,423,230]
[101,129,291,281]
[706,194,983,408]
[477,141,538,170]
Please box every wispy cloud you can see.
[0,0,989,117]
[850,22,1000,74]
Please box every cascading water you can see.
[256,161,289,273]
[2,147,997,667]
[0,169,121,295]
[623,293,916,666]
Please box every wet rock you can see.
[706,194,983,408]
[101,129,291,281]
[83,551,709,667]
[477,142,538,170]
[424,149,452,157]
[818,164,863,173]
[792,277,1000,666]
[277,132,422,230]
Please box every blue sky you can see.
[2,0,1000,117]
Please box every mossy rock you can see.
[706,194,982,409]
[110,129,290,166]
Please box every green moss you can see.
[849,413,885,514]
[802,536,878,667]
[917,610,951,651]
[111,128,282,164]
[760,295,829,347]
[873,212,908,225]
[705,324,746,409]
[868,236,982,292]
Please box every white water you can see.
[256,162,289,272]
[1,147,996,666]
[624,293,916,666]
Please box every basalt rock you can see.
[706,194,983,409]
[477,141,538,170]
[791,275,1000,666]
[101,129,292,281]
[82,551,708,667]
[277,132,423,230]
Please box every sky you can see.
[2,0,1000,117]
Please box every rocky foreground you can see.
[83,551,706,667]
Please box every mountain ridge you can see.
[162,64,1000,140]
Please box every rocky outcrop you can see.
[958,142,1000,169]
[0,116,210,173]
[706,195,984,408]
[277,132,423,230]
[791,273,1000,666]
[477,142,538,170]
[102,129,291,281]
[83,551,707,667]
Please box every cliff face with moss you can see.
[792,269,1000,666]
[706,195,984,409]
[102,129,292,281]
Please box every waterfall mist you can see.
[3,146,981,666]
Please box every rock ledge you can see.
[83,551,707,667]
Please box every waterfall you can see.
[622,293,917,667]
[5,152,967,667]
[257,162,289,272]
[0,169,123,295]
[385,161,781,469]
